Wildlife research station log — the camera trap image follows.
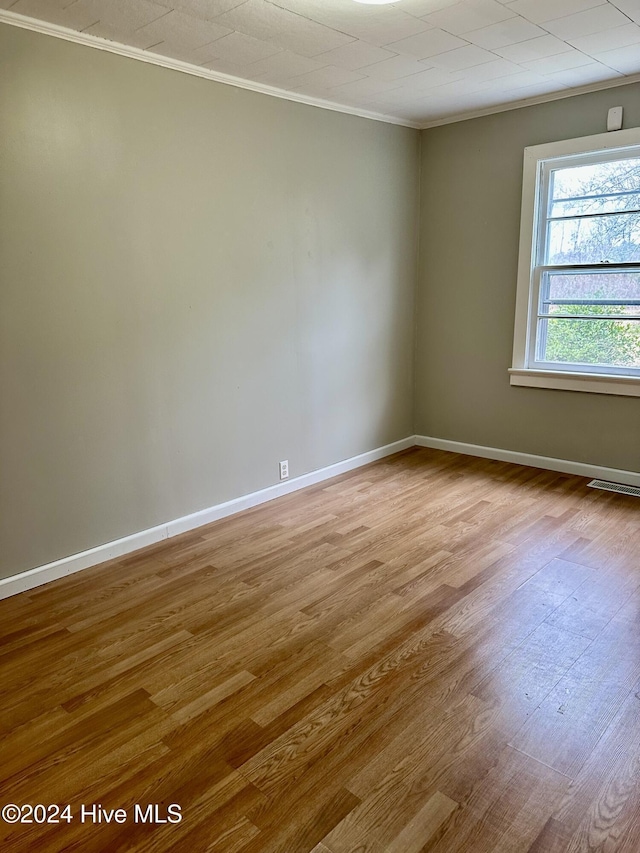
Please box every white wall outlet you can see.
[279,460,289,480]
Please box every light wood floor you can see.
[2,447,640,853]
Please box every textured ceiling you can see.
[3,0,640,125]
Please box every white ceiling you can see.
[3,0,640,125]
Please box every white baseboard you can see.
[0,437,414,600]
[415,435,640,488]
[4,434,637,600]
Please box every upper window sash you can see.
[535,146,640,271]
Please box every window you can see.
[510,127,640,397]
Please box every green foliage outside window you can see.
[544,305,640,368]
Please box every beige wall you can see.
[3,21,639,583]
[416,84,640,473]
[0,24,419,579]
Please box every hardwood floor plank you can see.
[242,785,361,853]
[510,611,640,777]
[527,817,574,853]
[471,622,592,718]
[520,558,597,599]
[424,747,571,853]
[543,575,635,640]
[385,791,458,852]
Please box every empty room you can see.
[2,0,640,851]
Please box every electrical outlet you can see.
[279,460,289,480]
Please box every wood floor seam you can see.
[506,746,576,780]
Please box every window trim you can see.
[510,126,640,398]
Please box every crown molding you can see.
[2,8,639,135]
[0,9,420,129]
[418,73,640,130]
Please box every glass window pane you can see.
[545,213,640,265]
[546,271,640,302]
[537,317,640,368]
[549,156,640,217]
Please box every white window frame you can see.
[510,126,640,398]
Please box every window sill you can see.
[509,368,640,398]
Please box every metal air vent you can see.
[587,480,640,497]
